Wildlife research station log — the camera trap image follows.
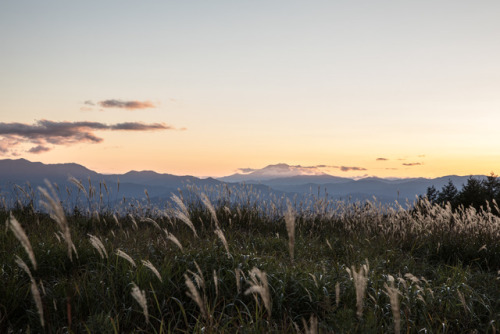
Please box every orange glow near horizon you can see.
[21,147,500,179]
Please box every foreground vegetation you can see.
[1,181,500,333]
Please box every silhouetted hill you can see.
[0,158,100,184]
[0,159,221,205]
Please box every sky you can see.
[1,1,499,178]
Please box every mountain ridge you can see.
[0,159,488,205]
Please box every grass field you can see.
[1,182,500,333]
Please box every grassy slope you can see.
[1,188,500,333]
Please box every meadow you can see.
[1,181,500,333]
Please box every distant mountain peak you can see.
[218,163,332,183]
[257,163,328,177]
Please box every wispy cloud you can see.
[238,168,257,174]
[291,164,368,172]
[293,164,332,169]
[0,119,179,156]
[303,165,367,172]
[237,164,367,174]
[402,162,422,166]
[338,166,367,172]
[376,158,388,161]
[98,99,156,110]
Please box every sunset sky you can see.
[1,1,499,178]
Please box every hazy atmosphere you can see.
[1,1,499,178]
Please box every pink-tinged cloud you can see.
[0,119,181,156]
[402,162,422,166]
[376,158,388,161]
[98,99,156,110]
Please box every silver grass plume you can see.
[8,213,37,270]
[88,234,108,259]
[346,262,369,319]
[116,249,136,267]
[39,180,77,261]
[131,282,149,323]
[184,273,208,320]
[245,267,272,317]
[384,280,401,334]
[69,176,88,197]
[16,256,44,327]
[141,260,163,282]
[335,282,340,307]
[173,210,198,238]
[171,194,190,217]
[128,214,138,230]
[214,228,230,257]
[302,314,318,334]
[163,229,183,251]
[284,200,296,262]
[200,193,220,229]
[141,217,161,231]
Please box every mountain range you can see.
[0,159,485,207]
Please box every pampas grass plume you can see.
[9,213,37,270]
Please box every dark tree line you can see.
[425,173,500,211]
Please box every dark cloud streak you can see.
[0,119,179,156]
[111,122,171,131]
[98,99,156,110]
[28,145,51,154]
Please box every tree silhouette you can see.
[422,173,500,214]
[425,185,439,204]
[458,176,486,210]
[437,179,458,208]
[482,172,500,204]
